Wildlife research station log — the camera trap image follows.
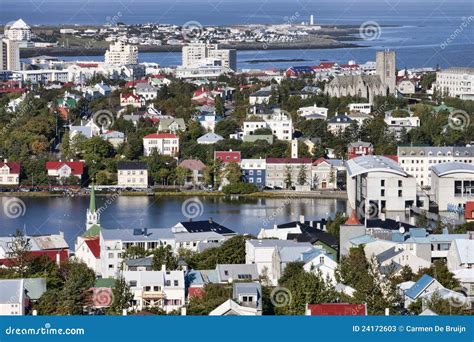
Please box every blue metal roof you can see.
[405,274,434,299]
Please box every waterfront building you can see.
[45,160,85,182]
[240,158,266,188]
[117,161,149,188]
[4,19,31,41]
[143,133,179,157]
[430,163,474,212]
[347,141,374,159]
[178,159,206,186]
[104,41,138,65]
[0,39,21,71]
[345,155,417,214]
[397,145,474,188]
[311,158,339,190]
[0,159,20,186]
[435,67,474,100]
[265,157,312,189]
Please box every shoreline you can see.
[0,190,348,200]
[20,42,363,59]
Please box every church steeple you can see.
[86,182,99,230]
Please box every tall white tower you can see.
[310,15,314,26]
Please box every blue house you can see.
[240,159,266,188]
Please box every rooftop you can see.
[345,155,407,178]
[431,162,474,177]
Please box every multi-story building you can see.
[117,161,149,188]
[182,43,236,71]
[327,114,354,134]
[0,279,27,315]
[214,150,241,164]
[311,158,339,189]
[143,133,179,157]
[104,41,138,65]
[13,69,69,83]
[241,158,266,188]
[384,115,420,140]
[297,104,328,119]
[265,158,312,189]
[178,159,206,187]
[0,39,21,71]
[347,141,374,159]
[431,163,474,212]
[243,109,293,141]
[397,145,474,188]
[346,155,417,214]
[123,270,185,313]
[45,160,85,182]
[348,103,372,114]
[4,19,31,41]
[435,67,474,100]
[0,159,20,186]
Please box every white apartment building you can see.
[384,115,420,140]
[346,155,417,214]
[297,104,328,119]
[265,157,312,189]
[0,39,21,71]
[0,279,26,316]
[349,103,372,114]
[0,159,20,186]
[243,109,293,141]
[4,19,31,41]
[13,69,69,83]
[123,270,185,313]
[117,161,149,188]
[435,67,474,100]
[397,146,474,188]
[143,133,179,157]
[105,41,138,65]
[182,43,236,71]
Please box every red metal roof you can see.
[77,63,98,68]
[0,161,20,174]
[143,133,178,139]
[85,238,100,258]
[215,151,241,163]
[0,250,69,266]
[188,287,205,299]
[45,161,84,175]
[307,303,366,316]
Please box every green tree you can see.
[284,165,293,189]
[297,164,308,186]
[187,284,231,315]
[152,245,178,271]
[7,230,32,277]
[109,277,133,315]
[224,162,242,184]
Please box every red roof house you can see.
[46,161,84,179]
[214,150,241,164]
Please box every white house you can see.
[243,109,293,141]
[0,160,20,186]
[120,93,145,108]
[210,282,262,316]
[349,103,371,114]
[143,133,179,157]
[311,158,339,190]
[123,269,185,313]
[134,82,157,101]
[0,279,26,316]
[117,161,149,188]
[297,105,328,119]
[447,238,474,271]
[249,88,272,105]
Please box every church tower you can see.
[86,183,99,230]
[376,50,396,95]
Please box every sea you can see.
[2,0,474,69]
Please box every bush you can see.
[222,182,259,195]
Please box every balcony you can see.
[142,291,165,299]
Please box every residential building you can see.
[311,158,339,189]
[182,43,236,71]
[327,114,354,134]
[178,159,206,186]
[348,103,371,114]
[447,238,474,271]
[348,141,374,159]
[0,39,21,71]
[45,160,85,181]
[134,82,157,101]
[214,150,241,164]
[346,155,417,214]
[397,78,417,95]
[297,105,328,119]
[243,109,293,141]
[241,158,266,188]
[0,279,27,315]
[265,158,312,189]
[435,67,474,100]
[123,270,185,313]
[0,159,20,186]
[157,118,186,133]
[171,220,236,236]
[384,115,420,140]
[397,145,474,188]
[117,161,149,188]
[466,202,474,222]
[348,111,371,126]
[197,132,224,145]
[210,282,262,316]
[104,41,138,65]
[4,19,31,41]
[143,133,179,157]
[431,163,474,212]
[100,130,125,148]
[120,93,145,108]
[305,303,367,316]
[249,88,272,105]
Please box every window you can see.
[165,280,171,286]
[108,264,114,269]
[398,190,403,197]
[108,253,114,258]
[381,180,385,187]
[319,256,324,264]
[154,286,160,291]
[398,180,403,187]
[224,270,229,276]
[174,280,179,286]
[129,280,137,287]
[381,189,385,197]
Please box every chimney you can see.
[380,213,386,221]
[395,215,400,222]
[409,216,416,226]
[56,253,61,266]
[122,309,128,316]
[3,159,7,163]
[181,307,187,316]
[385,308,390,316]
[299,215,305,224]
[161,264,166,272]
[273,224,278,230]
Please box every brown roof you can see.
[179,159,206,170]
[345,210,362,225]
